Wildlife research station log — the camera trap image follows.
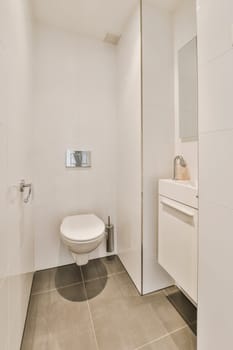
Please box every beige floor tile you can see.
[165,288,197,334]
[143,292,186,333]
[81,255,125,282]
[85,276,108,301]
[170,327,196,350]
[31,269,57,294]
[21,285,97,350]
[23,259,196,350]
[88,273,186,350]
[32,264,82,294]
[139,327,196,350]
[21,328,97,350]
[100,256,125,275]
[86,271,138,301]
[81,259,108,282]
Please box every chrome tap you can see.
[173,155,186,180]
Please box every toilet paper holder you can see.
[19,179,32,203]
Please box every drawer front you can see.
[158,195,198,303]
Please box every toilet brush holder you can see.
[106,216,114,253]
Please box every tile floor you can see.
[21,256,196,350]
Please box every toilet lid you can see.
[60,214,105,241]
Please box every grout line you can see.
[199,46,232,67]
[31,270,126,296]
[31,280,84,296]
[84,270,125,283]
[133,325,189,350]
[80,268,100,350]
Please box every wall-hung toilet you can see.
[60,214,106,266]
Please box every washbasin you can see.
[172,180,197,187]
[159,179,198,209]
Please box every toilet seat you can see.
[60,214,105,242]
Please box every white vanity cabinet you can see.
[158,179,198,304]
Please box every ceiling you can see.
[31,0,182,41]
[31,0,139,41]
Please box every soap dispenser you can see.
[173,155,190,180]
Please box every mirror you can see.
[178,36,198,141]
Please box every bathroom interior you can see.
[1,0,232,349]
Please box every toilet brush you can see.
[106,216,114,253]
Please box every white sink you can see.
[159,179,198,209]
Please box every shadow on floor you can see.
[55,259,108,301]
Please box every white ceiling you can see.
[31,0,182,41]
[31,0,139,40]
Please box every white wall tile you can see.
[0,280,8,350]
[198,201,233,349]
[198,0,233,348]
[33,24,117,270]
[0,123,8,280]
[116,4,142,292]
[0,1,34,349]
[197,0,233,64]
[8,273,33,350]
[174,0,197,50]
[199,131,233,209]
[142,0,174,294]
[199,50,233,133]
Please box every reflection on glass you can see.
[178,37,198,141]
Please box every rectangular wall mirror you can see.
[178,36,198,141]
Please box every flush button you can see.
[66,150,91,168]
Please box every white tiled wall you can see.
[116,4,142,292]
[33,24,117,270]
[141,0,174,294]
[0,1,34,349]
[197,0,233,348]
[197,0,233,65]
[199,51,233,133]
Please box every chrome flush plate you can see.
[66,150,91,168]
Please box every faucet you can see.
[173,155,186,180]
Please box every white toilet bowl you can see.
[60,214,106,266]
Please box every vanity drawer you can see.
[158,195,198,303]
